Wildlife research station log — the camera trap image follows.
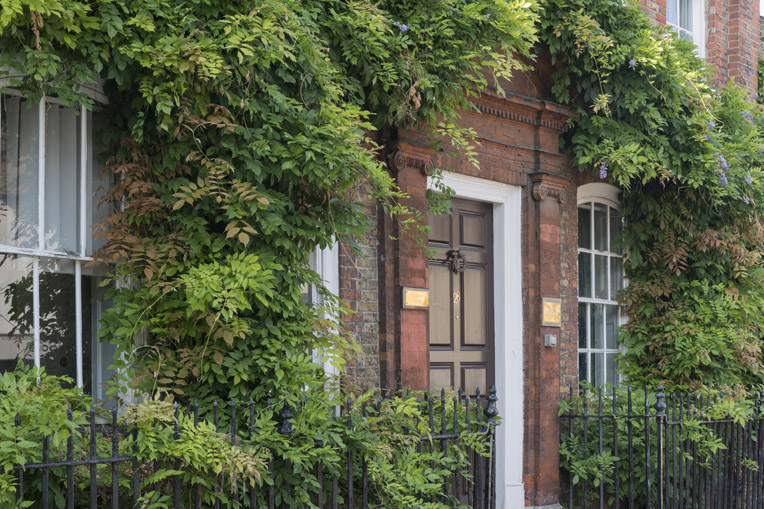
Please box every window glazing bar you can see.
[79,105,87,257]
[0,243,94,261]
[33,257,40,369]
[37,99,45,251]
[75,260,83,387]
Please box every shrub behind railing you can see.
[559,384,763,509]
[2,365,498,508]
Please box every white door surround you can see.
[428,171,525,508]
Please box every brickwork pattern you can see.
[641,0,667,23]
[339,188,381,391]
[641,0,760,93]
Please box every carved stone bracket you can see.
[388,149,434,176]
[530,174,568,204]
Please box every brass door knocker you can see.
[446,249,466,274]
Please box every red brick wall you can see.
[339,186,381,391]
[641,0,667,23]
[382,64,578,506]
[641,0,760,93]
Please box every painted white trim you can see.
[694,0,705,59]
[0,71,109,104]
[428,171,525,509]
[37,99,45,251]
[33,257,40,370]
[577,183,620,208]
[75,261,83,387]
[0,243,94,261]
[79,104,87,257]
[316,240,340,378]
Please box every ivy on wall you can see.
[540,0,764,389]
[0,0,537,404]
[4,0,764,399]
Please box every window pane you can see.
[44,103,81,253]
[606,353,617,386]
[39,258,92,391]
[579,303,587,348]
[0,254,34,370]
[606,304,618,349]
[593,203,607,251]
[86,273,115,405]
[592,304,604,349]
[578,252,591,298]
[609,207,621,253]
[667,0,677,24]
[579,352,588,384]
[610,257,623,300]
[679,0,692,31]
[578,205,591,249]
[595,254,608,299]
[592,352,603,387]
[0,95,39,249]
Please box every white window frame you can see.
[0,91,98,389]
[577,183,624,387]
[309,242,340,379]
[666,0,706,58]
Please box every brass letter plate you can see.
[402,287,429,309]
[542,297,562,327]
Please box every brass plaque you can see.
[542,298,562,327]
[403,287,429,309]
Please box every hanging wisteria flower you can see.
[707,120,716,129]
[744,196,751,205]
[719,172,729,187]
[392,21,409,32]
[743,110,754,122]
[704,134,713,142]
[629,58,636,68]
[599,162,608,179]
[719,155,730,171]
[745,174,753,185]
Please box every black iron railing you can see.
[12,387,498,508]
[561,385,764,509]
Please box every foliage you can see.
[0,368,493,508]
[0,0,538,406]
[0,365,92,507]
[538,0,764,388]
[758,55,764,106]
[558,385,758,508]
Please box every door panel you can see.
[428,197,494,396]
[429,263,452,347]
[429,364,453,392]
[463,267,486,346]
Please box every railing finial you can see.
[485,385,499,424]
[278,400,295,435]
[655,384,667,415]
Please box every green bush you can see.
[540,0,764,389]
[559,385,756,508]
[2,367,494,508]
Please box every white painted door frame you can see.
[428,172,525,508]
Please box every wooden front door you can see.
[428,197,494,395]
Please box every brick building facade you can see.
[335,1,762,507]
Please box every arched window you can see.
[577,183,624,387]
[0,89,115,400]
